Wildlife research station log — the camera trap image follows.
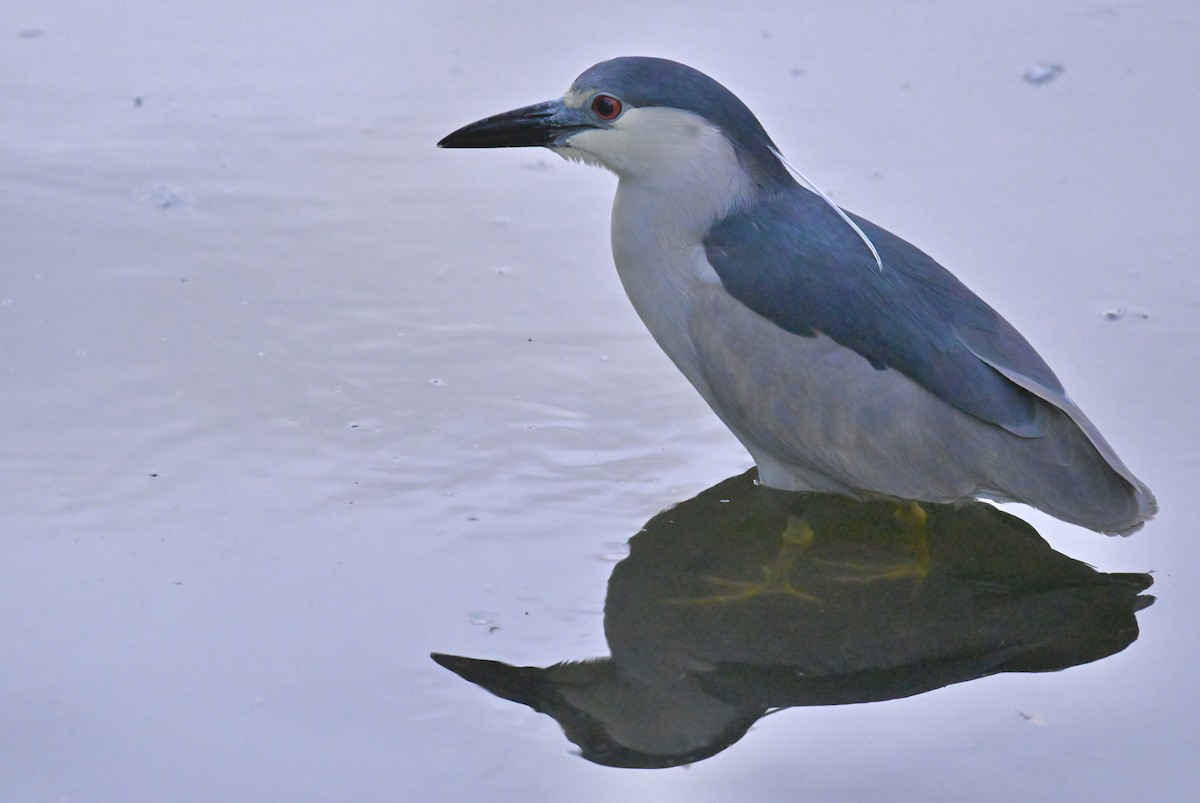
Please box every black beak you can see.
[438,99,589,149]
[430,653,558,709]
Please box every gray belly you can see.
[683,280,1138,522]
[685,282,983,499]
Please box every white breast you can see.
[552,106,761,394]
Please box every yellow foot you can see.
[819,501,931,584]
[667,515,823,606]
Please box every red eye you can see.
[591,94,623,120]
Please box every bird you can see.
[438,56,1155,535]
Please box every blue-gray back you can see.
[703,186,1065,436]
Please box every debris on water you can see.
[133,95,144,108]
[1103,307,1149,322]
[17,28,44,39]
[469,614,500,633]
[1023,63,1064,86]
[147,185,184,210]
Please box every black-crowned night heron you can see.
[439,56,1156,535]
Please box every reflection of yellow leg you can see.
[780,514,814,548]
[894,499,927,530]
[667,515,823,606]
[822,501,930,584]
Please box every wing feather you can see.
[704,186,1062,438]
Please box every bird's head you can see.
[438,56,792,189]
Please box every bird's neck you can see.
[608,153,760,393]
[610,117,762,244]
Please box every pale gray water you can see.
[2,1,1196,800]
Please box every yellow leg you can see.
[820,501,931,584]
[667,515,824,606]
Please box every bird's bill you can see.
[430,653,553,707]
[438,98,590,149]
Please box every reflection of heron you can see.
[433,471,1154,768]
[440,56,1154,533]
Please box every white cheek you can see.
[552,106,760,246]
[558,107,745,183]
